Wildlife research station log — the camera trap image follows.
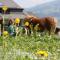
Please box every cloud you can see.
[14,0,55,8]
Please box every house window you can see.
[9,8,23,12]
[0,8,23,14]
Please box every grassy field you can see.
[0,31,60,60]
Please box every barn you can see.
[0,0,30,35]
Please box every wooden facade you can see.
[0,8,24,14]
[0,0,26,19]
[0,0,26,35]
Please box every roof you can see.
[0,0,22,8]
[0,0,36,19]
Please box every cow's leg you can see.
[51,18,57,35]
[24,27,31,35]
[30,24,35,35]
[25,28,28,35]
[50,25,56,35]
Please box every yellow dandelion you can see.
[24,22,29,26]
[15,18,20,24]
[36,50,48,57]
[3,31,8,36]
[2,5,8,11]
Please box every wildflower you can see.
[2,5,8,11]
[24,22,29,26]
[3,31,9,36]
[36,50,48,57]
[15,18,20,24]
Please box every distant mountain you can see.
[25,0,60,26]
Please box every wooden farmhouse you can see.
[0,0,28,35]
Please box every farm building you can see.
[0,0,36,35]
[0,0,29,35]
[0,0,26,18]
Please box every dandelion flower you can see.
[3,31,8,36]
[36,50,48,57]
[25,22,29,26]
[15,18,20,24]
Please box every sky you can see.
[14,0,55,8]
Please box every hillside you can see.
[25,0,60,26]
[26,0,60,17]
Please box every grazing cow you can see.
[24,16,58,35]
[0,16,3,35]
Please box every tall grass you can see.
[0,32,60,60]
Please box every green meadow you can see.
[0,30,60,60]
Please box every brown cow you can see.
[24,16,58,35]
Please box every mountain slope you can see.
[25,0,60,26]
